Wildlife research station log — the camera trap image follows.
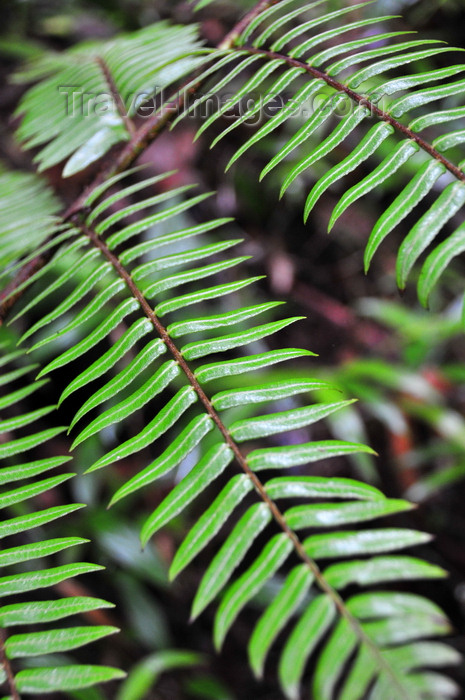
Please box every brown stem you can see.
[245,47,465,184]
[0,630,19,700]
[84,225,409,698]
[95,56,136,136]
[218,0,280,50]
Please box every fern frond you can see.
[8,168,459,699]
[0,171,63,281]
[14,23,207,176]
[188,1,465,308]
[0,337,124,697]
[117,649,204,699]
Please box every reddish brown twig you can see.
[96,56,136,136]
[0,629,19,700]
[218,0,279,49]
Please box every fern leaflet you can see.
[0,335,124,698]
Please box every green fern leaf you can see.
[193,1,465,306]
[3,166,458,699]
[214,533,293,650]
[0,340,124,696]
[169,473,251,580]
[279,595,336,700]
[15,23,207,175]
[15,666,125,695]
[0,172,61,281]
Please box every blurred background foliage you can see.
[2,0,465,698]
